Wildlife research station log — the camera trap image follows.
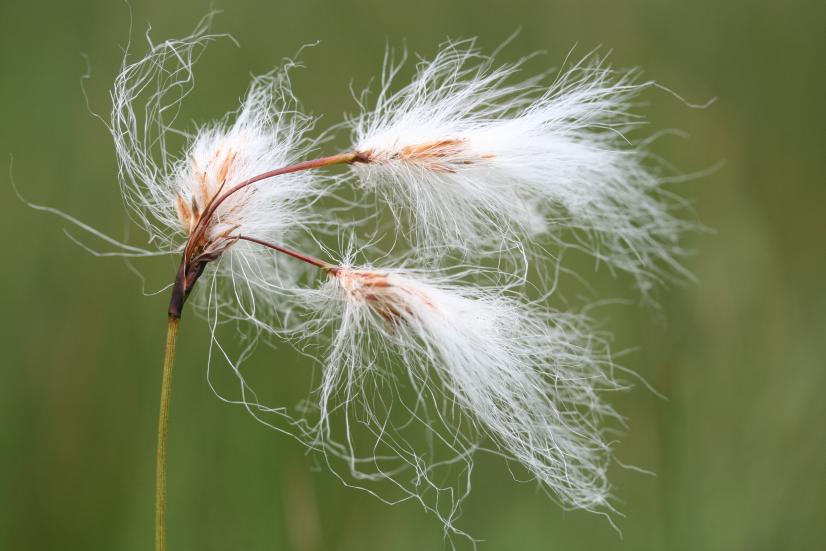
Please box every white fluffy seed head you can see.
[108,19,329,323]
[296,263,623,516]
[349,40,693,291]
[172,74,319,251]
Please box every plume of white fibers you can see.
[349,40,693,291]
[107,17,330,322]
[172,70,330,322]
[278,261,626,536]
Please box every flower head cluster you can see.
[314,264,620,512]
[86,17,697,543]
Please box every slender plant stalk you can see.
[204,151,363,219]
[156,315,180,551]
[152,153,357,549]
[237,235,333,271]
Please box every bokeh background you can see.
[1,1,824,549]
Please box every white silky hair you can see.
[108,16,329,320]
[286,262,625,533]
[349,39,693,292]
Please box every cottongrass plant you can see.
[30,15,699,550]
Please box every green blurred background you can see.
[1,0,824,549]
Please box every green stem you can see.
[152,150,364,548]
[156,315,180,551]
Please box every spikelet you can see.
[290,263,623,521]
[349,39,693,291]
[108,18,328,325]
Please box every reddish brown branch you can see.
[187,151,367,257]
[238,235,335,272]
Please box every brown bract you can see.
[332,269,437,324]
[169,147,245,318]
[358,138,494,173]
[176,148,240,233]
